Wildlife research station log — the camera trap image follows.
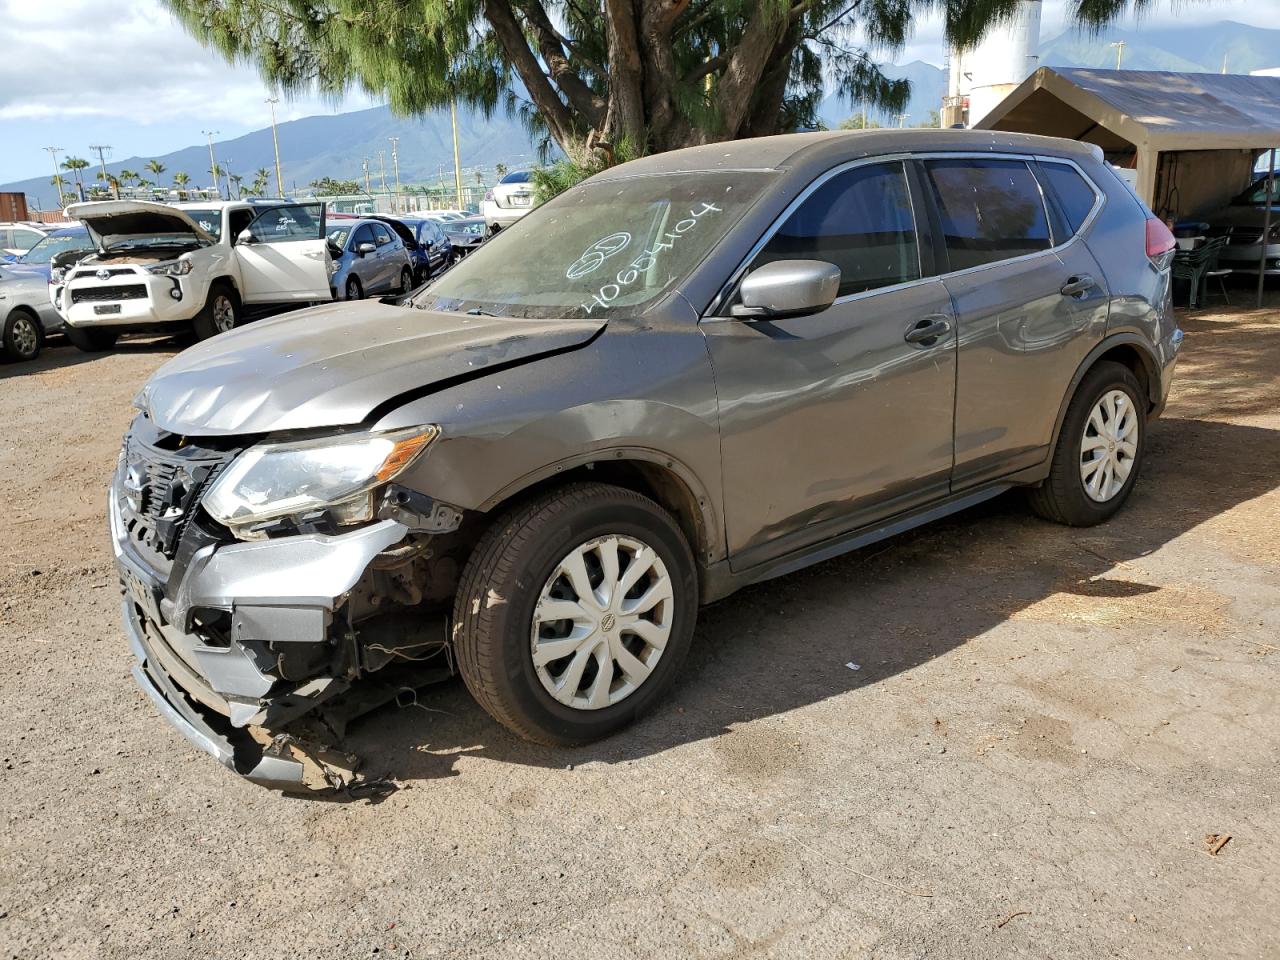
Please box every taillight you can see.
[484,190,494,201]
[1145,217,1176,263]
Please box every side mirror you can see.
[731,260,841,319]
[356,242,376,256]
[237,229,258,245]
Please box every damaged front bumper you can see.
[111,481,412,789]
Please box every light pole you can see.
[223,158,234,199]
[43,146,64,205]
[266,97,285,197]
[202,130,221,199]
[450,99,464,209]
[362,157,372,194]
[377,150,388,195]
[895,113,909,128]
[1110,40,1126,70]
[89,145,112,195]
[388,136,402,212]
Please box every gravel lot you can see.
[2,299,1278,960]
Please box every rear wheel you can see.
[453,483,698,746]
[64,326,119,353]
[1028,361,1146,526]
[398,267,413,293]
[2,309,42,362]
[193,283,239,340]
[345,276,363,301]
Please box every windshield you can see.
[419,171,770,319]
[16,233,92,264]
[1234,176,1280,205]
[181,208,224,237]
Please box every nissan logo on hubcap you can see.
[601,613,616,632]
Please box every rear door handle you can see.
[904,315,952,345]
[1060,274,1096,298]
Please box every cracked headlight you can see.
[203,426,439,532]
[147,257,195,277]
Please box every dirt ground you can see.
[1,297,1278,960]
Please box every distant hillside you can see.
[4,103,545,209]
[1040,19,1280,75]
[817,60,947,129]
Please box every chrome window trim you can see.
[704,150,1108,319]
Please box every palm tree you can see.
[61,156,90,193]
[173,171,191,200]
[229,173,244,199]
[253,167,272,195]
[105,174,122,199]
[495,162,508,179]
[145,159,166,179]
[119,169,139,188]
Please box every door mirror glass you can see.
[356,242,376,256]
[731,260,841,318]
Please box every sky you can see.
[1,0,1277,183]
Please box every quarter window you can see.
[352,225,376,248]
[373,225,393,246]
[925,158,1051,271]
[1041,163,1098,236]
[751,162,920,298]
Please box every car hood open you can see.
[65,200,216,247]
[138,300,605,435]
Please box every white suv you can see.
[54,200,333,351]
[480,171,534,230]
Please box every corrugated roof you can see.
[977,67,1280,150]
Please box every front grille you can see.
[72,267,133,280]
[117,436,233,565]
[71,284,148,304]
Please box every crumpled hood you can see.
[140,300,604,435]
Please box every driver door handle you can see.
[1060,274,1096,298]
[904,315,952,345]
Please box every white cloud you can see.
[0,0,369,129]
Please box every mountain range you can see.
[6,19,1278,208]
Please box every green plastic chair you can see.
[1172,236,1228,309]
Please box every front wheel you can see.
[345,276,363,301]
[64,326,119,353]
[2,310,43,362]
[1028,361,1146,526]
[398,267,413,293]
[193,283,239,340]
[453,483,698,746]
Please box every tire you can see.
[64,326,119,353]
[345,276,363,301]
[192,283,239,340]
[398,267,413,293]
[1028,361,1146,526]
[453,482,699,746]
[2,309,43,362]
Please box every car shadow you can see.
[326,413,1280,796]
[12,335,180,375]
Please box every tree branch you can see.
[516,0,606,126]
[483,0,578,145]
[602,0,646,143]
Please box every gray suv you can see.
[112,130,1181,789]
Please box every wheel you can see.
[453,483,698,746]
[345,276,363,301]
[413,265,428,287]
[192,283,239,340]
[2,309,42,362]
[1028,361,1146,526]
[398,267,413,293]
[64,326,119,353]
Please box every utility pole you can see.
[450,99,464,209]
[377,151,387,194]
[1110,40,1126,70]
[89,145,112,195]
[362,157,372,194]
[388,136,402,212]
[1258,148,1275,309]
[895,113,909,128]
[43,146,64,205]
[223,159,234,199]
[266,97,285,197]
[202,130,221,199]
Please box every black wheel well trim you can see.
[476,448,724,565]
[5,304,40,325]
[1047,334,1160,464]
[209,276,240,301]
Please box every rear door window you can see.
[925,158,1052,271]
[352,225,376,249]
[752,161,921,298]
[373,224,394,246]
[1040,162,1099,236]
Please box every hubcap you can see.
[1080,389,1138,502]
[531,535,674,711]
[11,316,38,357]
[212,295,235,332]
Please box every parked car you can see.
[395,216,454,277]
[0,222,54,258]
[0,262,66,362]
[481,170,534,230]
[7,226,94,280]
[112,130,1179,790]
[413,208,468,221]
[1207,175,1280,276]
[54,199,332,351]
[365,215,434,286]
[440,215,488,256]
[326,217,414,300]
